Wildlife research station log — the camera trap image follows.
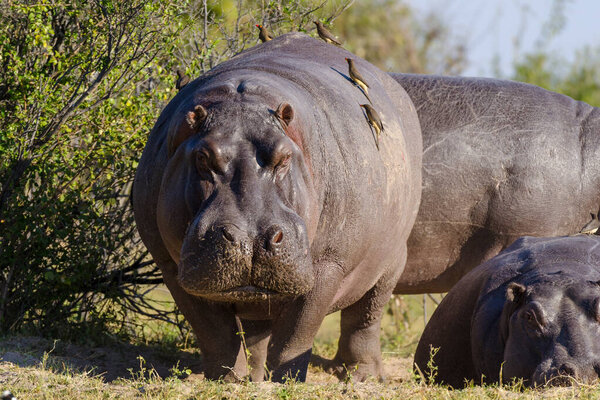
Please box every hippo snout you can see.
[251,221,314,294]
[177,218,314,301]
[531,361,596,387]
[220,224,248,245]
[177,223,253,296]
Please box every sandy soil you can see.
[0,335,413,384]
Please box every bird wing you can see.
[351,66,369,88]
[320,26,341,45]
[373,114,383,131]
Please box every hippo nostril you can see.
[222,226,236,242]
[265,226,284,251]
[559,363,577,377]
[272,230,283,244]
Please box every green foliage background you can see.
[0,0,598,345]
[0,0,465,341]
[0,0,184,337]
[507,0,600,107]
[513,48,600,107]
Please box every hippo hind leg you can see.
[329,264,402,382]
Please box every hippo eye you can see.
[525,312,534,322]
[273,152,292,180]
[275,153,291,169]
[194,148,215,181]
[196,149,210,169]
[521,304,545,332]
[522,311,542,334]
[269,139,293,180]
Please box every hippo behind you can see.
[133,33,422,382]
[415,235,600,387]
[389,73,600,294]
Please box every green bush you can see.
[513,48,600,107]
[0,0,181,336]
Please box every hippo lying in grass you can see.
[415,235,600,388]
[133,33,422,382]
[390,74,600,294]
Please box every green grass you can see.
[312,293,441,360]
[2,354,599,399]
[2,289,596,398]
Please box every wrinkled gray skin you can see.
[133,33,421,382]
[415,236,600,387]
[390,74,600,293]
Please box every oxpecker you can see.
[175,69,190,91]
[256,24,272,42]
[314,21,342,46]
[360,104,384,150]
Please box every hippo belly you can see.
[415,235,600,387]
[390,73,600,293]
[133,33,421,382]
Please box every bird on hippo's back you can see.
[175,69,190,91]
[360,103,384,150]
[256,24,272,42]
[314,20,342,46]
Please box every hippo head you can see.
[156,89,317,303]
[499,278,600,386]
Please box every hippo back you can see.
[391,73,600,293]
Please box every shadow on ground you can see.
[0,336,203,382]
[0,336,414,383]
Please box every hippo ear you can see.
[168,105,207,156]
[506,282,527,303]
[500,282,528,344]
[186,105,208,130]
[275,103,294,128]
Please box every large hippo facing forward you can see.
[133,33,421,382]
[391,74,600,293]
[415,235,600,387]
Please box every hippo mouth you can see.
[176,217,315,302]
[200,285,291,303]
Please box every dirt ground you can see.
[1,335,591,400]
[0,335,414,384]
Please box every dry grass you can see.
[2,334,600,399]
[2,291,599,399]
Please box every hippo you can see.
[389,74,600,294]
[414,235,600,387]
[132,33,422,382]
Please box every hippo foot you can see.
[268,349,312,382]
[202,363,245,382]
[325,358,385,382]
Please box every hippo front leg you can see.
[330,264,404,382]
[239,319,272,381]
[266,264,344,382]
[160,262,247,381]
